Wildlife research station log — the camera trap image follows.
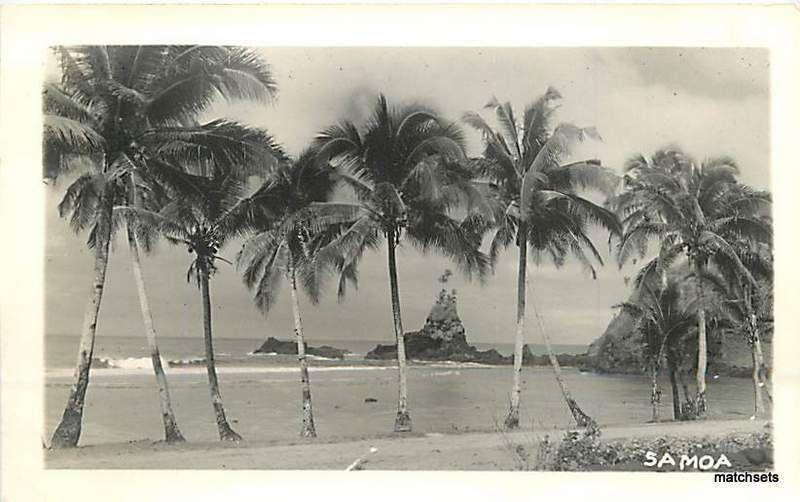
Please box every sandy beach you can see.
[46,417,769,470]
[45,362,762,469]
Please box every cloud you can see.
[614,47,769,100]
[45,47,771,346]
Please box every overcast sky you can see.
[45,47,770,347]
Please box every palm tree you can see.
[616,278,697,421]
[463,88,620,429]
[46,45,278,447]
[47,158,116,449]
[706,238,773,417]
[236,150,344,437]
[714,284,772,417]
[120,166,271,441]
[614,148,772,417]
[312,95,489,432]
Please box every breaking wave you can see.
[44,355,500,379]
[92,356,168,370]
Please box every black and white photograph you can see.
[1,3,799,500]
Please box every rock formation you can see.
[253,337,350,360]
[365,278,588,367]
[586,287,773,377]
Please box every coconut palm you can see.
[705,238,773,417]
[614,148,772,417]
[312,94,489,432]
[236,149,345,437]
[616,278,697,421]
[119,166,273,441]
[719,283,773,417]
[46,45,279,447]
[463,88,620,429]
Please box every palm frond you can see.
[143,119,285,177]
[43,83,98,126]
[44,114,104,153]
[521,86,562,163]
[406,210,489,281]
[520,122,601,220]
[146,46,276,124]
[485,96,521,160]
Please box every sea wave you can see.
[92,356,168,370]
[46,356,499,379]
[418,360,495,369]
[429,370,461,377]
[307,355,338,361]
[168,357,206,367]
[46,363,396,379]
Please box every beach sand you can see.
[46,418,768,470]
[44,363,763,469]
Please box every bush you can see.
[534,427,772,471]
[547,426,620,470]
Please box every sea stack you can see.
[366,271,513,364]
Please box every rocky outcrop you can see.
[585,288,773,376]
[365,332,520,364]
[586,308,646,374]
[419,288,466,342]
[253,337,350,360]
[366,287,504,363]
[365,286,589,367]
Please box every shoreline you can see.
[45,418,770,470]
[46,358,759,379]
[46,362,760,451]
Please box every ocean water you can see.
[44,334,760,447]
[45,334,588,372]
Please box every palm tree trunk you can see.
[50,201,112,448]
[504,224,527,429]
[750,341,766,417]
[748,315,767,417]
[127,226,185,442]
[667,358,681,420]
[535,306,596,428]
[288,257,317,437]
[386,229,411,432]
[753,335,772,406]
[649,362,660,422]
[199,264,241,441]
[678,368,694,418]
[126,176,184,443]
[693,260,708,418]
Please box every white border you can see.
[1,4,798,501]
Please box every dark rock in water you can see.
[254,337,295,354]
[312,345,350,360]
[365,285,588,367]
[365,333,588,366]
[253,337,350,360]
[365,343,399,360]
[364,397,378,403]
[365,287,505,364]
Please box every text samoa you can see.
[643,451,732,471]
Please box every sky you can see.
[44,47,770,347]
